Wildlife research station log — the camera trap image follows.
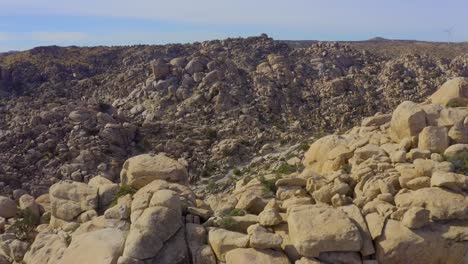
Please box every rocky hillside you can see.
[0,76,466,264]
[0,35,468,198]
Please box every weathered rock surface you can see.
[120,154,188,189]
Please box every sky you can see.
[0,0,467,51]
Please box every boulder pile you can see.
[0,69,466,263]
[2,36,468,195]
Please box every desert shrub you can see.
[445,153,468,174]
[8,209,40,241]
[274,163,298,175]
[109,185,136,207]
[206,129,218,140]
[201,162,217,178]
[259,175,280,194]
[342,164,352,174]
[218,217,236,229]
[446,102,462,108]
[206,180,219,193]
[299,142,310,151]
[97,102,112,113]
[226,208,246,217]
[233,169,242,176]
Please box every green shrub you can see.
[299,142,310,151]
[445,153,468,174]
[206,129,217,140]
[342,164,352,174]
[446,101,462,108]
[218,217,236,229]
[233,169,242,176]
[109,185,137,207]
[8,209,39,241]
[206,180,219,193]
[259,175,280,194]
[226,208,246,217]
[201,162,217,178]
[274,163,298,175]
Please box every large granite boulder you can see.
[120,154,188,189]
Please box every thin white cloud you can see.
[30,31,88,43]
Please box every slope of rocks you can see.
[0,77,466,264]
[1,35,468,197]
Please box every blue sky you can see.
[0,0,467,51]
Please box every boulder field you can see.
[0,78,467,263]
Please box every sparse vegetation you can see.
[8,209,40,241]
[274,163,299,174]
[342,164,352,174]
[226,208,246,217]
[109,185,137,207]
[233,168,242,176]
[201,162,217,178]
[445,153,468,174]
[446,101,462,108]
[299,142,310,151]
[218,217,237,229]
[206,128,218,140]
[259,175,280,194]
[206,180,219,193]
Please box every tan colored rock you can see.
[340,204,375,256]
[365,212,386,240]
[88,176,119,209]
[247,224,283,249]
[282,197,314,210]
[207,227,249,262]
[150,59,170,80]
[214,214,258,233]
[430,77,468,107]
[395,187,468,220]
[225,248,291,264]
[362,113,392,127]
[295,257,321,264]
[376,219,467,264]
[186,224,216,264]
[120,154,188,189]
[19,194,40,217]
[413,159,453,177]
[187,207,212,220]
[273,223,301,262]
[401,207,430,229]
[407,148,431,161]
[448,121,468,144]
[318,252,362,264]
[104,194,132,220]
[0,196,17,218]
[276,178,307,187]
[431,171,467,192]
[406,177,431,190]
[49,181,98,223]
[390,101,427,142]
[124,194,182,260]
[206,194,238,216]
[23,232,68,264]
[35,194,51,213]
[123,183,192,263]
[390,150,406,163]
[303,135,348,173]
[288,205,362,257]
[418,126,449,153]
[59,228,125,264]
[258,208,282,226]
[444,143,468,157]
